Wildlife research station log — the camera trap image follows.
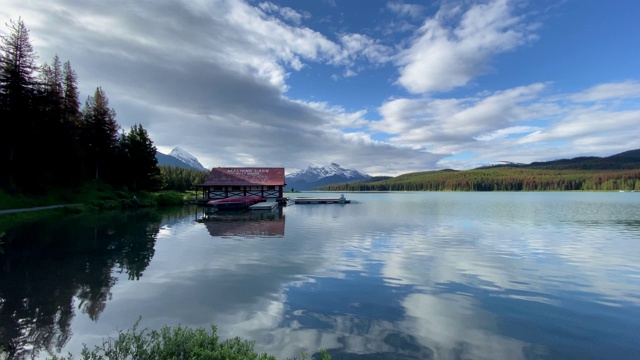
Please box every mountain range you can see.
[285,163,370,191]
[156,149,371,189]
[156,147,640,190]
[156,147,208,171]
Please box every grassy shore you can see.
[0,182,191,234]
[0,182,190,212]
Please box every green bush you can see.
[49,320,332,360]
[154,191,185,206]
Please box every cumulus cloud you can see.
[396,0,537,94]
[569,81,640,102]
[372,80,640,168]
[373,83,546,153]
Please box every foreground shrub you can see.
[51,321,276,360]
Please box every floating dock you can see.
[294,195,350,204]
[250,201,279,210]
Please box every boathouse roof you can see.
[197,167,285,186]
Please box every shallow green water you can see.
[1,192,639,359]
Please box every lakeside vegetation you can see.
[50,320,330,360]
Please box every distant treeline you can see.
[159,166,207,192]
[320,168,640,191]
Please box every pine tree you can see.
[0,17,39,189]
[122,124,162,191]
[62,60,80,124]
[81,87,120,182]
[121,124,163,191]
[39,56,85,186]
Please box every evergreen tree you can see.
[62,60,80,124]
[81,87,120,182]
[39,55,85,186]
[0,17,39,190]
[121,124,163,191]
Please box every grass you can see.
[0,184,189,238]
[48,319,331,360]
[0,183,188,212]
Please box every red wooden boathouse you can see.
[194,167,286,203]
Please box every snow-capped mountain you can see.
[169,147,208,171]
[156,147,208,171]
[285,163,370,190]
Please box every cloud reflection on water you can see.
[56,193,640,359]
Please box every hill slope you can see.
[495,149,640,170]
[319,149,640,192]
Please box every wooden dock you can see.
[294,195,350,204]
[250,201,279,210]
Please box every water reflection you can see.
[196,206,286,237]
[2,194,640,360]
[0,209,163,359]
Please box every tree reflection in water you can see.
[0,209,163,359]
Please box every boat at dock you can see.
[294,194,350,204]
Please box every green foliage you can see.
[154,191,186,206]
[160,165,208,192]
[50,320,277,360]
[120,124,163,191]
[320,168,640,192]
[48,320,333,360]
[81,86,121,182]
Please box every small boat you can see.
[294,194,350,204]
[206,196,265,210]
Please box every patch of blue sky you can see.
[444,152,475,163]
[370,133,393,142]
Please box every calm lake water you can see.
[2,192,640,359]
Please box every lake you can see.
[1,192,640,359]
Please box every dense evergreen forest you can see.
[0,18,197,195]
[159,166,208,192]
[321,155,640,192]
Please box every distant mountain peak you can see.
[286,163,370,190]
[169,147,208,171]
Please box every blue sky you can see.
[2,0,639,175]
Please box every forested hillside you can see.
[321,150,640,192]
[159,166,207,192]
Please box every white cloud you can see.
[387,1,424,20]
[373,83,546,152]
[396,0,537,94]
[259,2,309,25]
[372,80,640,168]
[569,81,640,102]
[335,33,394,67]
